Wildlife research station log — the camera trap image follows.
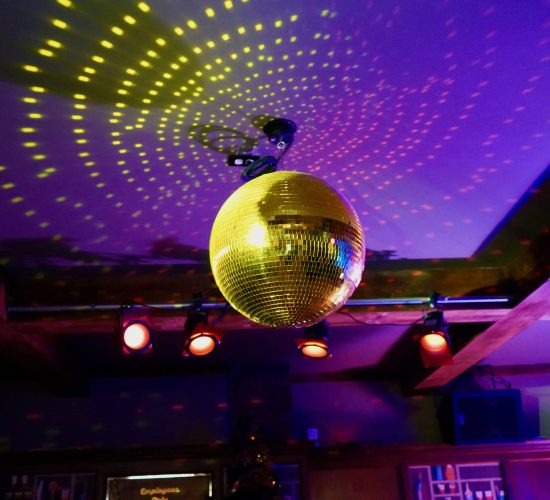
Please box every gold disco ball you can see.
[209,171,365,327]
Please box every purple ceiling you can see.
[0,0,549,268]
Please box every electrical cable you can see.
[238,117,296,181]
[336,309,425,326]
[240,155,277,181]
[240,137,294,181]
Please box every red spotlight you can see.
[119,305,153,354]
[297,320,331,359]
[419,311,452,367]
[184,325,222,356]
[182,299,222,357]
[123,321,152,352]
[297,338,331,359]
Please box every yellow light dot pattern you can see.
[23,65,40,73]
[137,2,150,13]
[0,0,547,265]
[52,18,68,29]
[38,49,55,58]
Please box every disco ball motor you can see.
[209,171,366,327]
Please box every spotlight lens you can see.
[420,332,447,352]
[300,341,330,359]
[189,334,216,356]
[123,322,150,350]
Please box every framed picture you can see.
[106,473,212,500]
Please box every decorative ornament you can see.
[224,435,281,500]
[210,171,365,327]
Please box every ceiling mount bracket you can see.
[262,118,297,149]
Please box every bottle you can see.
[21,476,31,500]
[35,481,43,500]
[414,473,426,500]
[13,476,22,500]
[434,465,445,493]
[444,464,457,493]
[464,483,474,500]
[6,476,17,500]
[444,464,456,481]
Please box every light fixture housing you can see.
[182,302,222,357]
[119,304,153,354]
[296,320,331,359]
[262,117,297,149]
[183,324,222,357]
[419,310,452,367]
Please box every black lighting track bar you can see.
[7,295,511,315]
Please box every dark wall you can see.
[0,373,441,452]
[0,375,229,451]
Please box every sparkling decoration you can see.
[210,171,365,327]
[225,435,280,500]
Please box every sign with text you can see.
[106,474,212,500]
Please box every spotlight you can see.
[419,310,452,367]
[183,299,222,357]
[123,321,151,351]
[184,325,222,356]
[297,320,331,359]
[119,304,153,354]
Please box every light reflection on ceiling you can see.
[0,0,549,268]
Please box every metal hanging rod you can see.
[6,296,511,314]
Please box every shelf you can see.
[408,462,506,500]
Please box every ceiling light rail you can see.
[7,295,511,315]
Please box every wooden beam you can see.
[477,363,550,377]
[4,259,511,308]
[6,308,522,337]
[415,279,550,390]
